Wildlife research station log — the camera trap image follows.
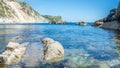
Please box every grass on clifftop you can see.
[42,15,61,22]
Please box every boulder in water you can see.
[0,42,28,64]
[42,38,64,63]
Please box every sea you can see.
[0,22,120,68]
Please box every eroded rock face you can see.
[0,42,28,64]
[93,2,120,30]
[42,38,64,63]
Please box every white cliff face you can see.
[0,0,48,23]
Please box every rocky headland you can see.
[42,15,66,24]
[77,21,87,26]
[93,2,120,30]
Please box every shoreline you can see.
[0,22,93,25]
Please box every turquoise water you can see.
[0,23,120,68]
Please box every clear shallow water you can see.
[0,23,120,68]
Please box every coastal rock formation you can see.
[77,21,87,26]
[92,21,103,27]
[42,15,66,24]
[51,20,66,24]
[42,38,64,62]
[0,42,28,64]
[93,2,120,30]
[0,0,48,23]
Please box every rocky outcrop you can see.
[92,21,103,27]
[93,8,119,28]
[77,21,87,26]
[0,0,48,23]
[42,15,66,24]
[42,38,64,63]
[93,2,120,30]
[50,20,66,24]
[0,42,28,64]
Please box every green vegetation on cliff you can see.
[42,15,62,22]
[19,1,40,17]
[0,10,5,17]
[0,2,10,17]
[0,0,41,18]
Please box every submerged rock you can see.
[42,38,64,63]
[0,42,28,64]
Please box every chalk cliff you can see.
[0,0,48,23]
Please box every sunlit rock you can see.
[0,42,28,64]
[42,38,64,63]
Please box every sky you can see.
[21,0,119,22]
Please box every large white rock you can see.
[0,42,28,64]
[42,38,64,62]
